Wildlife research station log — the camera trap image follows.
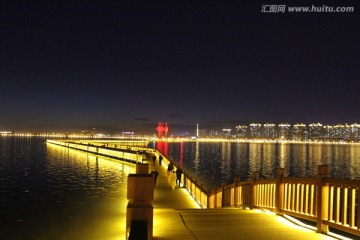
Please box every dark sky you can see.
[1,1,360,135]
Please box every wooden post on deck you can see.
[251,171,259,208]
[316,165,329,233]
[221,180,226,208]
[275,168,285,215]
[183,170,187,189]
[234,177,240,207]
[209,189,214,209]
[126,164,154,240]
[206,189,211,209]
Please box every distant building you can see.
[278,123,291,140]
[235,125,248,138]
[309,123,323,141]
[263,123,276,139]
[351,123,360,142]
[249,123,262,139]
[343,124,352,141]
[198,128,207,137]
[222,129,232,137]
[333,124,344,141]
[292,123,306,141]
[323,125,335,141]
[210,130,219,137]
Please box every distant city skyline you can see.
[2,121,360,139]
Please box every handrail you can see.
[47,139,142,163]
[154,148,209,208]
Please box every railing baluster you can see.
[357,186,360,230]
[305,184,309,215]
[349,188,355,228]
[311,184,315,216]
[296,183,300,213]
[284,183,288,210]
[291,183,294,211]
[336,187,340,224]
[343,188,348,226]
[329,185,334,222]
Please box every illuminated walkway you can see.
[147,157,337,240]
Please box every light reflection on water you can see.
[0,137,134,240]
[160,141,360,190]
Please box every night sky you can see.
[1,1,360,135]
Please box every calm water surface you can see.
[0,137,134,240]
[155,141,360,190]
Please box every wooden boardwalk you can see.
[46,141,344,239]
[147,156,336,240]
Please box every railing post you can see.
[276,168,285,215]
[252,171,259,208]
[213,188,217,208]
[206,189,210,209]
[221,180,226,208]
[316,165,329,233]
[209,190,213,209]
[182,171,186,189]
[234,177,239,207]
[195,180,198,201]
[200,184,203,207]
[126,164,154,240]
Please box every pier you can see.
[47,140,347,239]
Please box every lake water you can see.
[155,141,360,190]
[0,137,134,240]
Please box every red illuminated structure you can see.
[155,122,169,139]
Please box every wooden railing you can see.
[281,177,318,222]
[323,178,360,236]
[204,165,360,237]
[47,140,141,163]
[154,148,210,208]
[183,175,209,208]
